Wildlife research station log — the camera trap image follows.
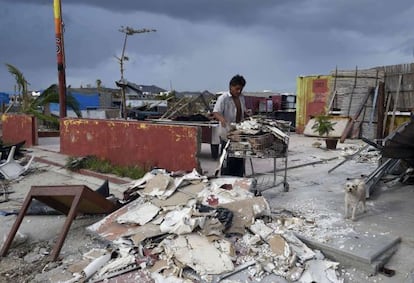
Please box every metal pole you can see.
[53,0,67,118]
[120,33,128,119]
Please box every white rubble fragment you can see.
[174,168,208,189]
[160,206,204,235]
[198,182,253,205]
[235,119,261,134]
[250,219,274,240]
[264,125,289,141]
[81,252,112,281]
[140,174,173,198]
[151,272,193,283]
[161,234,234,275]
[116,202,160,225]
[299,259,343,283]
[282,232,316,262]
[96,254,136,277]
[128,171,157,190]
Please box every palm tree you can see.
[5,63,30,112]
[29,84,82,128]
[5,64,82,129]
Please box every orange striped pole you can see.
[53,0,67,118]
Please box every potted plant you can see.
[311,114,338,149]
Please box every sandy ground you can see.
[0,134,413,282]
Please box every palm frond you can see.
[5,63,29,88]
[32,84,82,118]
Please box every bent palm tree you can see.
[5,63,30,112]
[29,84,82,128]
[6,63,82,128]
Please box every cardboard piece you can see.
[303,117,350,138]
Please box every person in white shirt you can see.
[213,74,248,176]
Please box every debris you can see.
[161,233,234,275]
[298,259,343,283]
[295,232,401,275]
[116,201,160,225]
[1,185,116,261]
[0,145,34,180]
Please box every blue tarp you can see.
[0,92,10,105]
[50,92,100,111]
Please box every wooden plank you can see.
[326,90,337,114]
[340,90,372,143]
[376,82,385,139]
[346,66,358,116]
[389,74,403,133]
[382,90,392,138]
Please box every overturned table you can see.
[0,185,116,261]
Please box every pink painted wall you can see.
[60,118,201,172]
[1,114,38,146]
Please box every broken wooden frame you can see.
[0,185,116,261]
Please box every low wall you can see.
[60,118,201,172]
[1,114,38,146]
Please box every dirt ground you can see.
[0,134,413,282]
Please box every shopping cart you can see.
[227,121,290,192]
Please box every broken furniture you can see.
[0,140,26,161]
[0,185,116,261]
[0,182,10,203]
[0,145,34,180]
[364,115,414,197]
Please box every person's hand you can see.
[220,119,227,127]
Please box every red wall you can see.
[60,119,201,172]
[1,114,38,146]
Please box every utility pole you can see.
[53,0,67,118]
[116,26,156,119]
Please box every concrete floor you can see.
[1,134,413,282]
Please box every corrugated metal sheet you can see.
[295,75,332,133]
[382,116,414,164]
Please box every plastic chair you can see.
[0,146,34,180]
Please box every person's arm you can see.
[212,95,227,127]
[213,112,227,127]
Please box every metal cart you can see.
[226,121,290,192]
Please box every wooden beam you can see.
[376,82,385,139]
[340,89,372,143]
[389,74,403,133]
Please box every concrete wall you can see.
[60,118,201,172]
[1,114,38,146]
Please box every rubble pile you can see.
[227,117,290,158]
[59,169,344,282]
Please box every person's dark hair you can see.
[229,74,246,87]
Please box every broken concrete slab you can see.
[150,183,205,208]
[296,232,401,275]
[161,233,234,275]
[116,202,160,226]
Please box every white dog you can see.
[344,178,366,221]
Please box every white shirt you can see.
[213,91,246,140]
